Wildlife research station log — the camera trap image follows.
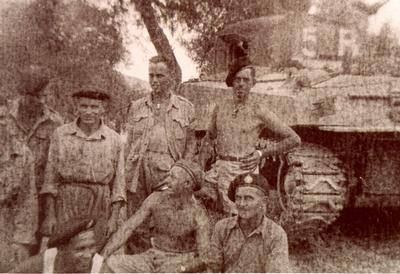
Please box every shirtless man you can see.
[101,160,210,273]
[203,56,301,214]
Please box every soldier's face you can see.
[165,166,193,197]
[76,97,105,127]
[149,62,173,95]
[232,68,255,102]
[66,230,98,272]
[235,186,265,219]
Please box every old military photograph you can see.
[1,0,400,273]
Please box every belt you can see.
[217,154,245,162]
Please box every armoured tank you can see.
[178,2,400,234]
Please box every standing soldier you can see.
[8,68,63,240]
[203,56,301,215]
[124,55,197,252]
[40,88,126,238]
[0,96,38,271]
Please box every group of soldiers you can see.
[1,54,301,273]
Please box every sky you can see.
[117,0,400,82]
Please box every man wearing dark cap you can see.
[101,160,211,273]
[124,55,197,253]
[8,67,63,243]
[0,96,38,271]
[11,217,107,273]
[40,88,126,239]
[203,56,301,214]
[208,173,290,272]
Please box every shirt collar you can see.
[144,93,179,110]
[229,215,268,238]
[66,118,107,140]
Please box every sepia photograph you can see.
[1,0,400,272]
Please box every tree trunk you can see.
[132,0,182,86]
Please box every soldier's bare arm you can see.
[258,107,301,158]
[101,192,156,258]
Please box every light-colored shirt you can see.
[208,216,290,273]
[41,119,126,203]
[125,93,197,192]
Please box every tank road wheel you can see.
[278,143,347,235]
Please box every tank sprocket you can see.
[278,143,347,234]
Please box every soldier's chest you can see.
[216,106,261,134]
[152,204,196,235]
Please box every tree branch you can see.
[132,0,182,85]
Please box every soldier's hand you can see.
[240,151,262,170]
[40,216,56,236]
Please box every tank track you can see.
[279,143,347,234]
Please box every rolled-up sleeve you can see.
[40,130,60,197]
[111,136,127,203]
[14,147,38,245]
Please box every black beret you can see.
[225,55,252,87]
[48,216,107,249]
[228,173,270,202]
[72,88,110,101]
[173,159,204,191]
[18,68,49,97]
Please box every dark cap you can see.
[173,159,204,191]
[72,86,110,101]
[48,216,107,249]
[228,173,270,202]
[18,68,49,97]
[225,55,252,87]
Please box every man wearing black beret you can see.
[11,217,107,273]
[202,56,301,215]
[101,160,211,273]
[208,173,290,272]
[40,87,126,241]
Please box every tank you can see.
[178,1,399,234]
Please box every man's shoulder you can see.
[102,124,122,142]
[53,121,74,135]
[214,216,237,232]
[173,94,194,108]
[262,216,287,239]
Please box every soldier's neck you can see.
[238,213,263,237]
[151,91,171,105]
[77,119,101,137]
[233,95,249,106]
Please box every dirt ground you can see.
[289,208,400,272]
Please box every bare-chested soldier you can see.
[203,56,301,214]
[101,160,210,273]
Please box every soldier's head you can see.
[49,217,107,272]
[18,67,49,112]
[228,173,269,220]
[72,88,110,128]
[148,55,174,96]
[225,56,256,103]
[164,160,203,197]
